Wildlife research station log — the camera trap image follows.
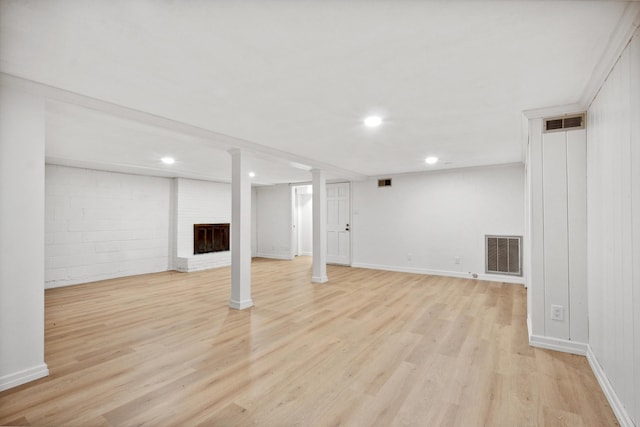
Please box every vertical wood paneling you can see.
[542,131,570,339]
[618,48,635,421]
[587,30,639,424]
[529,119,546,336]
[629,30,640,426]
[566,129,588,343]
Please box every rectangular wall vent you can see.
[485,235,522,276]
[544,113,585,133]
[378,178,392,187]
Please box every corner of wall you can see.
[528,334,587,356]
[586,346,635,427]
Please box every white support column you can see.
[0,86,49,391]
[229,149,254,310]
[311,169,328,283]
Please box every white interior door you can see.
[326,182,350,265]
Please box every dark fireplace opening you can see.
[194,223,230,255]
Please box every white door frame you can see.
[326,181,352,266]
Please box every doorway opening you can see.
[292,185,313,257]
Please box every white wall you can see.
[586,29,640,425]
[0,87,48,391]
[45,165,171,288]
[351,164,524,282]
[173,178,232,272]
[527,124,588,349]
[255,184,293,259]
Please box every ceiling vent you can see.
[544,113,585,133]
[486,235,522,276]
[378,178,392,187]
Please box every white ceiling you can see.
[0,1,632,184]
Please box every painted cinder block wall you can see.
[172,177,233,272]
[45,165,171,288]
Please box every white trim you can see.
[350,262,524,285]
[311,275,328,284]
[580,3,640,109]
[522,103,585,120]
[369,162,523,181]
[528,334,587,356]
[229,298,254,310]
[586,346,634,427]
[254,252,293,261]
[297,251,312,257]
[527,315,532,338]
[0,363,49,392]
[521,6,640,122]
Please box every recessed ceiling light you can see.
[249,172,256,178]
[364,116,382,127]
[161,157,175,165]
[425,156,439,165]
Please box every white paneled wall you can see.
[566,131,588,343]
[541,131,571,339]
[45,165,170,288]
[351,164,524,282]
[527,123,588,350]
[539,129,588,342]
[587,30,640,425]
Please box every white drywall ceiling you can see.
[0,1,631,183]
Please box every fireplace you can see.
[194,223,230,255]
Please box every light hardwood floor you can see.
[0,257,617,426]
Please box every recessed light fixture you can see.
[249,172,256,178]
[425,156,438,165]
[364,116,382,127]
[161,157,175,165]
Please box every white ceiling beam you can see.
[1,73,368,182]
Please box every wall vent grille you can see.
[485,235,522,276]
[378,178,392,187]
[544,113,585,133]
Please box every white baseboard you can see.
[0,363,49,392]
[528,334,587,356]
[526,337,633,426]
[311,275,328,283]
[350,262,524,285]
[229,298,254,310]
[255,252,293,261]
[586,346,634,427]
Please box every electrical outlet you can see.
[407,253,412,261]
[454,256,460,264]
[551,305,564,321]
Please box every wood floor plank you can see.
[0,257,618,426]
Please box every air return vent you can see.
[544,113,585,133]
[485,235,522,276]
[378,178,392,187]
